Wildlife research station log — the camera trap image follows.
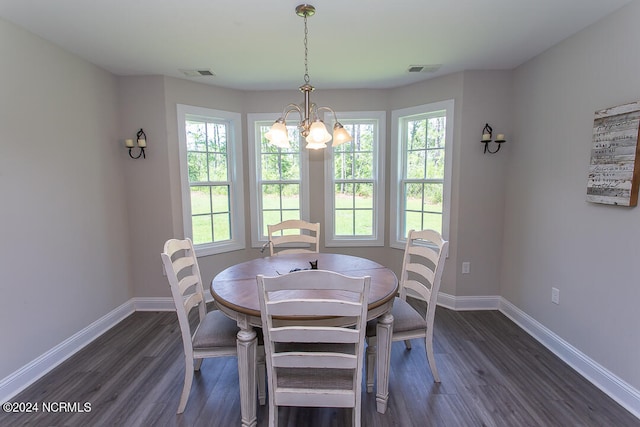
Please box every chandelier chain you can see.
[303,14,310,84]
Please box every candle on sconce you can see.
[482,133,491,141]
[125,139,134,148]
[496,134,505,141]
[137,138,147,147]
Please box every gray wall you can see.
[504,1,640,390]
[0,18,131,378]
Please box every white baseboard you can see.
[499,297,640,419]
[438,292,501,311]
[2,294,638,420]
[0,300,135,404]
[131,296,176,311]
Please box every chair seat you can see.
[366,297,427,337]
[192,309,239,349]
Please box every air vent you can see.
[180,69,216,77]
[408,64,442,73]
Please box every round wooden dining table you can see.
[211,252,398,427]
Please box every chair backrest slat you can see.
[272,353,358,369]
[271,327,360,343]
[267,220,320,256]
[267,300,363,317]
[178,275,200,296]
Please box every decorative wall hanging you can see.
[587,101,640,206]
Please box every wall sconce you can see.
[481,123,506,154]
[125,129,147,159]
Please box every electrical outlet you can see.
[462,262,470,274]
[551,287,560,304]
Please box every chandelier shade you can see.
[265,4,352,151]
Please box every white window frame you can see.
[247,113,311,249]
[390,99,454,250]
[323,111,386,247]
[177,104,245,256]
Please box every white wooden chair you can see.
[161,238,266,414]
[366,229,448,389]
[257,270,371,427]
[267,219,320,256]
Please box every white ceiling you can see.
[0,0,633,90]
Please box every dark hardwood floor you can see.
[2,304,638,426]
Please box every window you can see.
[247,113,310,248]
[390,100,454,249]
[177,105,245,256]
[324,111,386,246]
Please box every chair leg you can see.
[269,402,278,427]
[353,390,362,427]
[194,357,203,371]
[365,338,376,393]
[177,357,194,414]
[404,339,412,350]
[425,336,440,383]
[257,359,266,405]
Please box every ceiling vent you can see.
[408,64,442,73]
[180,69,215,77]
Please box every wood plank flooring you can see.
[2,305,638,426]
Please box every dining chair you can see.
[266,219,320,256]
[161,238,266,414]
[257,270,371,427]
[365,229,449,390]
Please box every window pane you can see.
[207,123,227,152]
[422,212,442,233]
[192,215,212,245]
[262,184,282,210]
[406,150,426,179]
[354,209,373,235]
[335,183,353,207]
[405,211,422,237]
[426,117,446,149]
[405,183,423,204]
[282,210,300,222]
[334,152,349,179]
[212,213,231,241]
[191,186,211,215]
[355,183,373,208]
[335,210,354,235]
[188,152,208,182]
[263,211,282,235]
[186,121,207,151]
[356,124,374,151]
[211,185,229,213]
[208,153,228,181]
[426,148,444,179]
[354,152,373,179]
[423,183,443,213]
[281,184,300,209]
[280,153,300,180]
[407,119,426,150]
[261,154,280,180]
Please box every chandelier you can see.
[265,4,353,150]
